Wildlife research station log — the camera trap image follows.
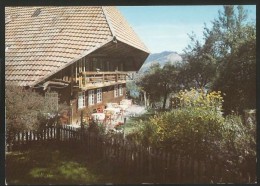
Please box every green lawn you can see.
[5,111,163,185]
[5,142,138,184]
[119,110,157,135]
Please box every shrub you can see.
[6,84,69,132]
[129,89,225,157]
[125,88,256,181]
[221,114,256,181]
[177,88,223,112]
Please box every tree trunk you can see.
[162,91,168,110]
[140,92,143,103]
[143,90,147,108]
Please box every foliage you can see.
[177,88,223,111]
[136,62,180,109]
[221,114,256,179]
[130,89,225,158]
[127,88,256,181]
[222,114,256,157]
[212,30,256,114]
[5,84,68,132]
[126,80,140,99]
[182,32,217,89]
[210,5,256,114]
[181,5,256,114]
[87,120,106,135]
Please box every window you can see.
[119,84,123,96]
[32,8,41,17]
[78,92,86,109]
[88,90,94,105]
[114,85,118,97]
[97,88,102,103]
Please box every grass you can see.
[5,111,168,185]
[117,109,156,135]
[5,142,135,185]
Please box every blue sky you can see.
[118,5,256,54]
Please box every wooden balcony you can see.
[78,71,127,89]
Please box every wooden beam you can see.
[81,71,127,75]
[52,78,70,83]
[43,81,69,90]
[80,81,126,91]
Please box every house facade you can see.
[5,6,149,124]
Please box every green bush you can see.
[135,107,224,157]
[128,89,224,157]
[221,114,256,181]
[126,89,256,181]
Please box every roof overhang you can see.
[31,37,114,87]
[32,39,149,87]
[90,40,150,71]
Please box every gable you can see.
[5,6,149,87]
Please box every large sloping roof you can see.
[103,7,149,53]
[5,6,149,87]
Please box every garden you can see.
[6,142,142,184]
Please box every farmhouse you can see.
[5,6,149,124]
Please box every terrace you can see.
[68,99,147,133]
[78,71,128,89]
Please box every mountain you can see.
[139,51,183,73]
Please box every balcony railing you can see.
[78,71,127,89]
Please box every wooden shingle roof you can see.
[5,6,149,87]
[102,7,149,53]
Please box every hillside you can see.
[139,51,183,73]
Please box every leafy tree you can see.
[136,63,161,107]
[210,5,249,58]
[137,62,180,109]
[211,6,256,114]
[182,5,256,114]
[213,34,256,114]
[5,84,68,132]
[182,32,217,89]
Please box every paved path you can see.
[68,104,147,130]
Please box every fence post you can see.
[178,155,182,183]
[43,128,46,141]
[21,131,25,149]
[148,147,152,176]
[80,111,85,143]
[6,129,13,152]
[25,131,29,149]
[56,122,60,142]
[140,144,144,177]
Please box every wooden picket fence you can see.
[6,125,256,183]
[98,135,255,183]
[6,125,82,151]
